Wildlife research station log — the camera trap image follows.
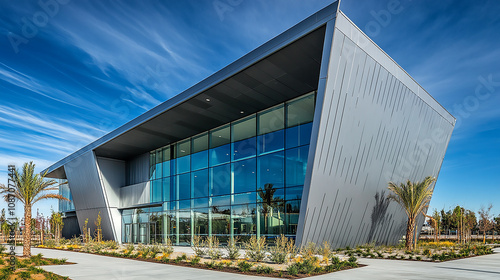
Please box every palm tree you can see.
[0,162,69,257]
[258,183,284,234]
[387,176,436,250]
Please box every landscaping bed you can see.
[0,250,71,280]
[338,241,496,262]
[37,236,361,278]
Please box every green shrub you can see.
[160,238,174,256]
[244,236,267,262]
[255,265,274,274]
[18,271,31,280]
[207,236,222,260]
[300,242,318,260]
[269,235,295,264]
[103,240,118,250]
[190,256,201,265]
[237,260,253,272]
[331,255,340,264]
[287,263,299,276]
[215,261,224,270]
[48,258,67,265]
[206,261,216,269]
[191,236,207,257]
[225,237,240,260]
[0,245,6,254]
[126,243,135,252]
[45,239,58,248]
[423,248,431,256]
[416,256,422,261]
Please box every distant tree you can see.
[451,206,467,243]
[49,211,64,241]
[494,215,500,241]
[388,176,436,250]
[0,162,69,257]
[478,204,494,244]
[440,209,453,234]
[429,209,441,241]
[463,210,477,243]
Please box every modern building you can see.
[45,2,455,248]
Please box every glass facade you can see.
[122,92,315,244]
[59,179,75,212]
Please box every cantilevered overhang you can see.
[44,2,339,178]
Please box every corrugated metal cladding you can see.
[63,151,117,240]
[296,12,454,248]
[125,153,149,185]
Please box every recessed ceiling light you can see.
[240,111,244,114]
[205,98,211,102]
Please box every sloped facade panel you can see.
[296,12,454,248]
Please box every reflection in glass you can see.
[191,150,208,171]
[232,204,256,235]
[192,169,209,198]
[176,155,190,174]
[232,137,256,161]
[286,122,312,149]
[232,115,256,142]
[285,200,301,235]
[286,92,315,127]
[258,104,284,135]
[233,158,256,193]
[257,130,284,155]
[257,151,284,190]
[285,145,309,187]
[143,92,316,244]
[151,179,162,203]
[210,144,231,166]
[193,208,208,235]
[233,192,256,205]
[211,164,231,196]
[165,177,174,202]
[176,173,190,200]
[211,205,230,234]
[192,132,209,153]
[210,124,230,148]
[257,184,284,235]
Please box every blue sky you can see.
[0,0,499,219]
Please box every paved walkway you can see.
[16,247,500,280]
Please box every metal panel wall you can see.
[119,182,150,208]
[126,153,149,185]
[296,11,454,248]
[96,157,126,241]
[63,151,118,241]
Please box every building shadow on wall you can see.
[367,191,390,243]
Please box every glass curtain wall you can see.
[128,91,315,245]
[59,179,75,212]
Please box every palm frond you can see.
[33,194,70,204]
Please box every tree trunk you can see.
[406,218,414,250]
[23,204,32,257]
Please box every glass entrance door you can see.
[124,224,132,243]
[139,223,149,244]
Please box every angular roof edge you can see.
[42,1,340,176]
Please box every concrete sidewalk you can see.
[17,247,500,280]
